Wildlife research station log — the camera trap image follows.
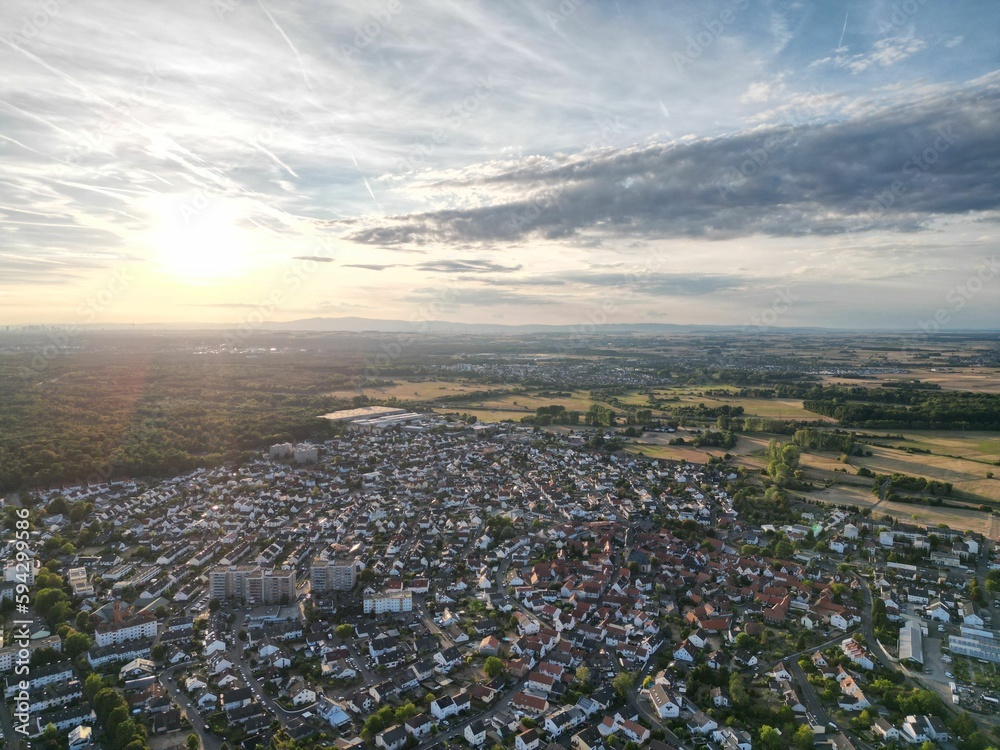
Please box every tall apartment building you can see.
[311,558,356,593]
[209,565,296,605]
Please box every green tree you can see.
[83,672,105,704]
[94,687,124,720]
[484,656,506,679]
[64,630,92,658]
[187,733,200,750]
[575,666,590,684]
[395,703,418,722]
[759,726,783,750]
[612,672,633,698]
[335,623,354,639]
[76,610,93,633]
[792,724,814,750]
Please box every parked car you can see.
[946,671,955,679]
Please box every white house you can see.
[926,602,951,623]
[648,685,680,719]
[291,684,317,706]
[465,719,488,747]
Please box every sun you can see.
[146,195,257,282]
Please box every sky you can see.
[1,0,999,331]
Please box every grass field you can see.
[808,483,995,535]
[822,367,1000,393]
[331,380,506,401]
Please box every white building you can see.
[363,589,413,614]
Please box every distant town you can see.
[3,404,999,750]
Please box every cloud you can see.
[466,271,745,296]
[292,255,334,262]
[343,263,395,271]
[344,74,1000,247]
[414,259,522,274]
[812,37,928,73]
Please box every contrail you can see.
[257,0,313,92]
[0,132,57,159]
[0,98,75,139]
[838,7,849,49]
[250,142,300,178]
[346,150,380,208]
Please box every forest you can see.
[0,340,350,491]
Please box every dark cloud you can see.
[414,259,523,274]
[346,75,1000,247]
[292,255,334,262]
[342,264,396,271]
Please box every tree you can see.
[612,672,633,699]
[94,687,124,719]
[759,726,783,750]
[575,666,591,685]
[187,733,200,750]
[151,643,167,662]
[394,703,418,722]
[335,623,354,639]
[484,656,505,679]
[64,630,92,658]
[208,599,221,612]
[40,723,60,750]
[792,724,814,750]
[83,672,105,704]
[76,610,93,633]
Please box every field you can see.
[822,367,1000,393]
[329,379,500,401]
[414,376,1000,514]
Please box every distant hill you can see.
[255,317,832,333]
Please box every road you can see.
[788,659,829,725]
[229,612,315,719]
[159,664,222,750]
[416,675,528,750]
[857,576,903,673]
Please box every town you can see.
[2,407,998,750]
